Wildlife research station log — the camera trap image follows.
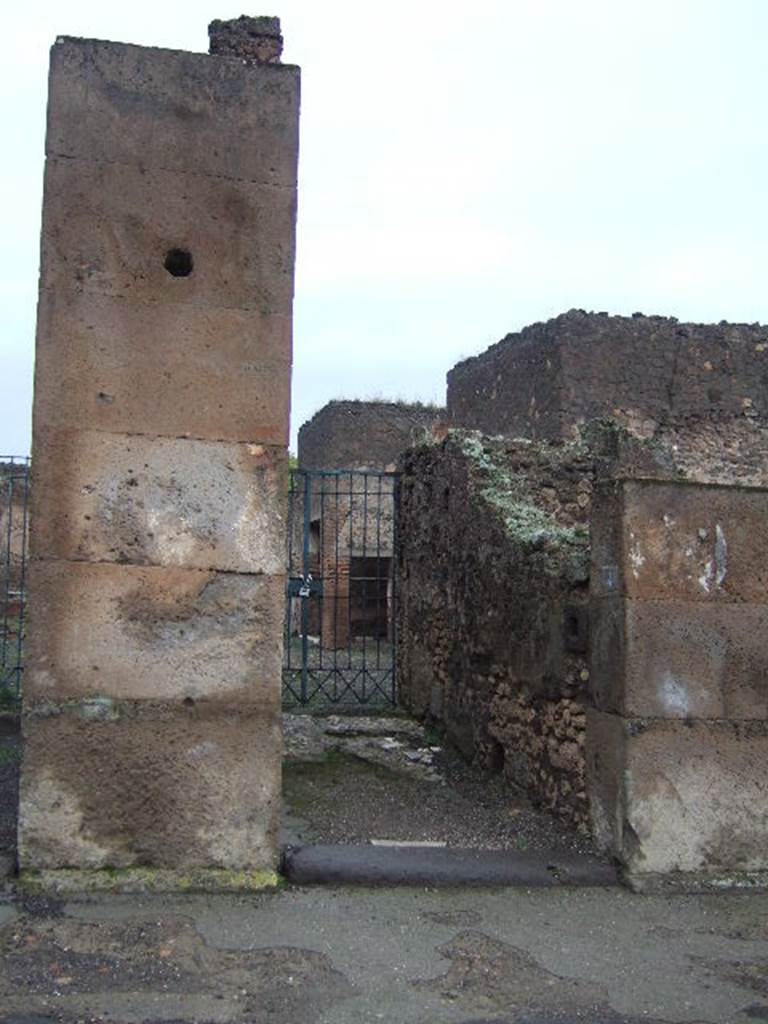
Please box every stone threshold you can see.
[281,844,618,888]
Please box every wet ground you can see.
[1,885,767,1023]
[282,715,598,855]
[0,714,767,1020]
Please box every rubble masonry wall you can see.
[397,432,594,831]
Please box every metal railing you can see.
[1,457,30,707]
[283,469,399,709]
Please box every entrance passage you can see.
[283,469,398,708]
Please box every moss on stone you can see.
[449,429,590,577]
[18,866,280,894]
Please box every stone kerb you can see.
[19,21,299,890]
[587,476,768,891]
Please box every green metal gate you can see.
[282,469,399,708]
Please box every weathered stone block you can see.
[590,598,768,720]
[591,479,768,603]
[23,27,298,887]
[19,702,281,871]
[24,560,284,705]
[40,157,296,315]
[208,16,284,62]
[47,37,300,186]
[448,310,768,441]
[30,431,287,574]
[33,289,290,444]
[587,711,768,882]
[583,709,624,854]
[299,400,446,471]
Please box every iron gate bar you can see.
[282,468,399,709]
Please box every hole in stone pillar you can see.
[182,696,196,708]
[485,737,505,774]
[164,248,194,277]
[563,605,588,653]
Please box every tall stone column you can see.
[19,18,300,891]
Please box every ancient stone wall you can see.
[397,431,594,831]
[298,401,446,471]
[448,310,768,452]
[20,24,299,889]
[402,309,768,886]
[587,477,768,891]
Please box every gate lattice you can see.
[283,469,399,708]
[1,457,30,708]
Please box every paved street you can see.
[2,883,767,1023]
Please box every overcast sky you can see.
[2,0,767,456]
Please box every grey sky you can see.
[2,0,767,457]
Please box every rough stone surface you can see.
[18,702,281,872]
[33,290,291,445]
[299,400,446,471]
[397,431,593,830]
[4,886,767,1024]
[591,597,768,720]
[209,16,284,62]
[23,29,299,884]
[448,309,768,445]
[24,560,283,705]
[47,37,300,186]
[591,478,768,602]
[586,711,768,884]
[588,476,768,888]
[30,432,287,573]
[40,156,296,316]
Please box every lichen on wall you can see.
[397,429,594,830]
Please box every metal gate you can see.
[283,469,399,708]
[1,457,30,708]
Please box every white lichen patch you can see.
[20,771,112,869]
[715,524,728,587]
[658,672,690,716]
[452,431,589,569]
[699,560,714,593]
[629,535,646,578]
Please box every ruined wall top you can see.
[208,15,283,62]
[448,310,768,445]
[47,29,299,190]
[298,400,446,471]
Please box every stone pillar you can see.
[587,477,768,892]
[19,21,300,891]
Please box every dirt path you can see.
[282,714,601,856]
